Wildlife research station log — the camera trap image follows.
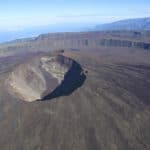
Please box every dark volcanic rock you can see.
[0,49,150,150]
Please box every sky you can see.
[0,0,150,31]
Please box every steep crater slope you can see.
[7,53,86,102]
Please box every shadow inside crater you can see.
[42,62,86,101]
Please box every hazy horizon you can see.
[0,0,149,31]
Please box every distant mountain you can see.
[1,17,150,43]
[95,17,150,31]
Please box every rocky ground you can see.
[0,47,149,150]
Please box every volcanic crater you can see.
[7,53,86,102]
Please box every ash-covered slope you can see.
[7,53,85,102]
[0,49,150,150]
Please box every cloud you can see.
[57,14,105,18]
